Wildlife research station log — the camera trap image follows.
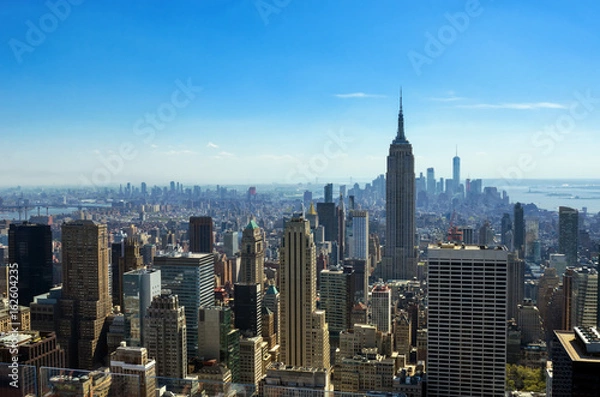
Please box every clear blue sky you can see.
[1,0,599,187]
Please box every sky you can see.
[1,0,600,188]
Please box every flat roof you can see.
[555,330,600,363]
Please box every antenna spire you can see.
[395,87,406,143]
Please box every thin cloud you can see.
[429,95,466,102]
[163,149,196,155]
[207,142,219,149]
[218,151,234,157]
[334,92,386,99]
[456,102,566,110]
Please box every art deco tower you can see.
[280,216,330,369]
[381,91,416,280]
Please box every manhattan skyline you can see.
[2,1,600,186]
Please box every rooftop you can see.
[555,330,600,362]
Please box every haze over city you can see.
[2,0,600,186]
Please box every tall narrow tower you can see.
[381,90,416,280]
[58,220,111,369]
[280,217,330,369]
[239,219,265,284]
[452,146,460,191]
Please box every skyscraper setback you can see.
[381,92,416,280]
[58,220,112,369]
[279,216,330,369]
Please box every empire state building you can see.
[381,91,416,280]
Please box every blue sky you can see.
[1,0,600,187]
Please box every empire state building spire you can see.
[394,88,408,144]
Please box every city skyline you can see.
[2,1,600,186]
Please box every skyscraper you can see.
[239,220,265,284]
[381,91,416,280]
[324,183,333,203]
[154,252,214,358]
[234,282,263,337]
[426,167,436,197]
[371,284,392,333]
[348,210,369,261]
[122,268,161,347]
[501,213,512,247]
[197,305,240,382]
[559,206,579,267]
[189,216,214,253]
[513,203,525,257]
[280,216,330,368]
[144,291,187,379]
[452,148,460,192]
[427,244,508,397]
[316,202,337,243]
[8,222,53,306]
[58,220,112,369]
[320,267,355,337]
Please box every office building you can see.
[189,216,213,253]
[452,150,460,192]
[143,291,187,379]
[427,244,508,397]
[122,268,161,347]
[348,210,369,261]
[8,222,53,306]
[507,252,525,321]
[239,336,267,387]
[316,202,337,243]
[320,267,356,337]
[381,92,416,281]
[239,220,265,285]
[552,327,600,396]
[223,230,239,258]
[280,216,330,369]
[154,252,214,358]
[426,167,436,197]
[234,282,262,337]
[110,344,157,397]
[263,284,280,345]
[371,284,392,333]
[0,330,65,368]
[514,203,525,256]
[324,183,333,203]
[197,305,240,382]
[58,220,111,369]
[559,206,579,266]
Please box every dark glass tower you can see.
[8,222,53,306]
[559,206,579,266]
[513,203,525,257]
[381,91,416,280]
[189,216,213,253]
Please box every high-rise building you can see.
[8,222,53,306]
[234,282,262,337]
[263,284,280,345]
[189,216,213,253]
[559,206,579,267]
[371,284,392,333]
[320,267,356,337]
[144,291,187,379]
[348,210,369,261]
[280,216,330,369]
[394,310,412,358]
[223,230,239,258]
[324,183,333,203]
[58,220,111,369]
[501,213,512,247]
[426,167,436,197]
[113,235,144,308]
[452,150,460,192]
[239,220,265,284]
[507,253,525,321]
[110,344,157,397]
[381,92,416,280]
[513,203,525,256]
[239,336,267,387]
[122,268,161,347]
[552,327,600,396]
[564,267,598,330]
[197,305,240,382]
[153,252,214,358]
[427,244,508,397]
[316,202,337,243]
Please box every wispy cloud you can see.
[334,92,386,99]
[163,149,196,156]
[456,102,567,110]
[218,151,234,157]
[207,142,219,149]
[429,95,466,102]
